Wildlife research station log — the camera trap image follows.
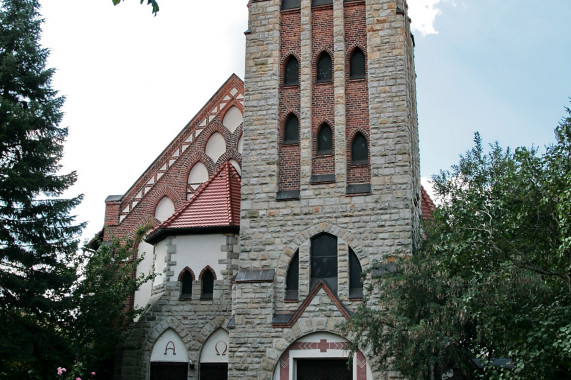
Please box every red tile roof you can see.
[421,185,435,220]
[146,161,241,243]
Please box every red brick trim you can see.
[198,265,217,281]
[177,266,196,282]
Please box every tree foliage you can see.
[112,0,159,15]
[346,106,571,379]
[0,0,83,376]
[66,223,154,380]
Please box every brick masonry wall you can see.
[238,0,420,378]
[311,5,335,179]
[103,76,244,242]
[345,1,371,185]
[279,9,301,191]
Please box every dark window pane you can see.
[282,0,301,10]
[284,114,299,143]
[311,233,337,293]
[317,124,332,154]
[284,56,299,86]
[316,53,332,83]
[312,0,333,6]
[181,271,192,296]
[351,133,368,164]
[202,270,214,299]
[350,48,365,79]
[285,251,299,300]
[349,248,363,298]
[200,363,228,380]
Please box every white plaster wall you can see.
[151,329,188,362]
[171,234,227,280]
[153,239,168,287]
[200,329,229,363]
[222,106,243,133]
[154,196,175,222]
[134,241,154,311]
[188,162,209,190]
[205,132,226,163]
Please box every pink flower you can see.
[91,372,96,376]
[76,377,81,380]
[57,367,67,375]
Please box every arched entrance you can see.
[150,329,188,380]
[199,328,229,380]
[273,332,370,380]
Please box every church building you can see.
[102,0,431,379]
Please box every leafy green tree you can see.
[346,106,571,379]
[69,224,154,380]
[0,0,83,377]
[113,0,159,15]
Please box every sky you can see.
[37,0,571,243]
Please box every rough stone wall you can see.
[238,0,420,378]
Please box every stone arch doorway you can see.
[199,328,229,380]
[272,332,370,380]
[150,329,188,380]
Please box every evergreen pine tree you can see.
[0,0,83,377]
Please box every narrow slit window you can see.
[317,123,333,154]
[283,114,299,144]
[349,248,363,299]
[349,48,365,79]
[285,251,299,300]
[201,269,214,300]
[351,132,368,164]
[284,56,299,86]
[316,52,332,83]
[181,270,193,298]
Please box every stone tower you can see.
[233,0,420,378]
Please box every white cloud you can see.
[408,0,443,36]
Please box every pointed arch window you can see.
[316,123,333,155]
[349,248,363,299]
[181,272,193,299]
[200,267,215,300]
[316,52,332,83]
[310,233,338,293]
[285,251,299,301]
[284,55,299,86]
[349,48,366,79]
[283,114,299,144]
[351,132,368,165]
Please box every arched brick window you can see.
[316,52,332,83]
[310,233,338,293]
[349,248,363,299]
[349,47,366,79]
[199,266,216,300]
[351,132,368,165]
[283,113,299,144]
[317,123,333,155]
[285,250,299,301]
[284,55,299,86]
[178,267,195,299]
